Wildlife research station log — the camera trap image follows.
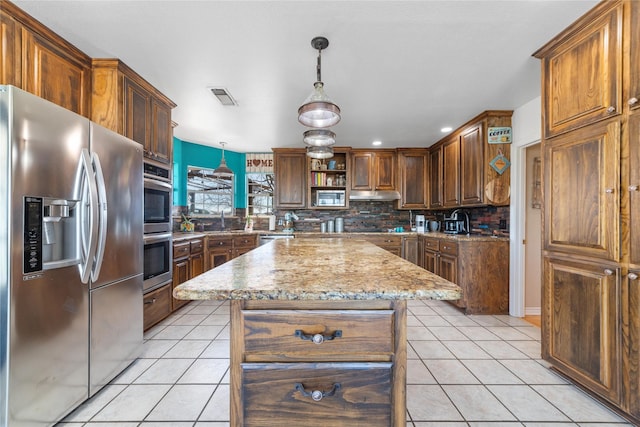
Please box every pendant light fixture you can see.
[303,129,336,147]
[213,141,234,177]
[298,37,341,128]
[306,145,335,159]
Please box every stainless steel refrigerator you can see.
[0,85,143,426]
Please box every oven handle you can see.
[144,177,173,192]
[144,232,173,245]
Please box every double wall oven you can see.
[143,161,172,292]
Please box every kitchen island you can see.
[174,238,461,427]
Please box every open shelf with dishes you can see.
[308,149,350,209]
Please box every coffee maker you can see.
[415,215,426,233]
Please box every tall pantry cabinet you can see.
[534,0,639,421]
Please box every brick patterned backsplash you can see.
[173,203,509,235]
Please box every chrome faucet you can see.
[220,211,225,231]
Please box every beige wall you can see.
[525,144,542,313]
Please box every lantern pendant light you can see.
[298,37,341,128]
[213,141,233,177]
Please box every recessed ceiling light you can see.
[209,87,238,106]
[372,140,382,146]
[441,127,452,133]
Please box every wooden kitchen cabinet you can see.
[231,299,406,426]
[308,148,350,209]
[429,145,443,208]
[535,1,622,138]
[542,255,621,405]
[350,149,396,192]
[206,235,233,270]
[1,1,92,116]
[92,59,176,164]
[420,235,508,314]
[442,136,460,207]
[429,111,512,209]
[171,237,204,311]
[543,119,620,262]
[143,283,172,331]
[274,148,307,209]
[205,233,258,270]
[629,111,640,266]
[233,234,258,258]
[397,148,428,209]
[401,236,419,265]
[536,2,640,421]
[460,122,483,206]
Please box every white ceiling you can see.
[14,0,597,153]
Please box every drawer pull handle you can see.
[144,298,157,305]
[294,383,341,401]
[295,329,342,344]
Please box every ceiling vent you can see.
[209,87,237,106]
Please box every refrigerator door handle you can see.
[90,152,107,282]
[79,149,99,284]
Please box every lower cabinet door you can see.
[241,362,392,427]
[543,255,621,405]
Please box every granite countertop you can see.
[172,230,508,242]
[173,238,461,302]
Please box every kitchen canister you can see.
[327,220,335,233]
[335,217,344,233]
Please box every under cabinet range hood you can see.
[349,190,401,201]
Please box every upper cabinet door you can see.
[351,151,374,191]
[629,111,640,266]
[544,119,620,261]
[397,149,428,209]
[442,136,460,208]
[428,145,443,208]
[274,150,306,209]
[124,77,150,148]
[22,29,91,116]
[460,123,484,206]
[536,2,622,138]
[374,150,396,191]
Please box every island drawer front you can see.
[241,362,392,427]
[440,241,458,255]
[241,310,395,361]
[423,237,440,251]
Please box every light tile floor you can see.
[57,299,634,427]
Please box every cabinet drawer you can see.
[207,236,234,249]
[440,241,458,255]
[242,310,394,361]
[143,284,171,330]
[173,241,190,259]
[234,234,257,248]
[241,362,392,427]
[423,237,440,251]
[190,239,204,254]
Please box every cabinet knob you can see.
[604,269,614,276]
[294,383,341,402]
[629,97,638,106]
[629,273,639,281]
[605,188,615,194]
[607,106,616,113]
[295,329,342,344]
[630,185,639,192]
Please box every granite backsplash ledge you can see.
[173,202,509,235]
